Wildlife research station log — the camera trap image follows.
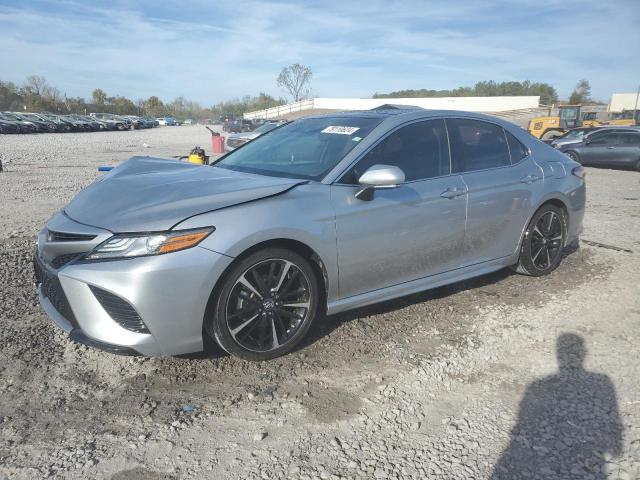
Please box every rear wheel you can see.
[565,150,580,163]
[207,248,319,361]
[514,204,567,276]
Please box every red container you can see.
[212,135,225,153]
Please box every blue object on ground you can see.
[98,166,114,172]
[181,405,195,414]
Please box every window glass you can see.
[216,116,383,181]
[447,119,511,173]
[589,132,620,146]
[340,119,450,183]
[505,130,528,162]
[620,133,640,146]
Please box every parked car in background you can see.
[2,112,54,132]
[35,109,585,361]
[0,117,21,133]
[551,126,639,149]
[143,116,159,127]
[30,113,72,132]
[183,119,193,125]
[0,112,38,133]
[90,113,131,131]
[156,117,176,126]
[17,113,59,132]
[559,128,640,170]
[224,122,285,151]
[223,119,254,133]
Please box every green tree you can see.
[374,80,558,105]
[568,79,592,105]
[92,88,107,106]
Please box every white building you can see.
[609,93,640,113]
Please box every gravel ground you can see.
[0,126,639,480]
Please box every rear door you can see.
[331,119,468,298]
[447,118,544,264]
[615,132,640,166]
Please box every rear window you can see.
[447,118,511,173]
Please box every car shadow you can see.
[193,244,580,360]
[491,333,623,479]
[297,266,514,351]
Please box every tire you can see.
[116,123,126,131]
[206,248,320,361]
[514,204,567,276]
[565,150,580,163]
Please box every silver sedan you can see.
[35,109,586,360]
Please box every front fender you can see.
[174,183,340,303]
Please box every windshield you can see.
[216,116,383,180]
[563,130,586,139]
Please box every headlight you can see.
[84,227,214,260]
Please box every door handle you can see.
[520,174,540,184]
[607,146,615,149]
[440,187,467,199]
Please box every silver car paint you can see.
[38,110,585,356]
[64,156,305,232]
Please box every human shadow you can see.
[491,333,623,480]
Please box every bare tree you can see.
[277,64,312,102]
[23,75,49,96]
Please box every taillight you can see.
[572,165,586,179]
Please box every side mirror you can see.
[355,164,405,201]
[584,137,592,145]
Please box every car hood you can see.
[552,138,582,148]
[64,156,306,232]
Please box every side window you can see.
[621,133,640,146]
[505,130,529,163]
[447,119,511,173]
[341,119,450,183]
[589,133,618,146]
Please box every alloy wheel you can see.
[530,211,563,270]
[225,259,312,353]
[566,151,579,163]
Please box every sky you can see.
[1,0,639,106]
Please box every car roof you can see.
[586,126,640,136]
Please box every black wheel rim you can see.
[530,211,563,270]
[225,259,311,353]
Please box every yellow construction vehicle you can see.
[528,105,582,140]
[607,109,639,126]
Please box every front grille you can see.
[89,286,149,334]
[51,252,86,269]
[47,230,97,242]
[34,253,79,328]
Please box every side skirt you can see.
[326,256,514,316]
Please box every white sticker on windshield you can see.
[321,126,360,135]
[352,136,362,142]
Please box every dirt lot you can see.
[1,126,639,480]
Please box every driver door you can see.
[330,119,468,299]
